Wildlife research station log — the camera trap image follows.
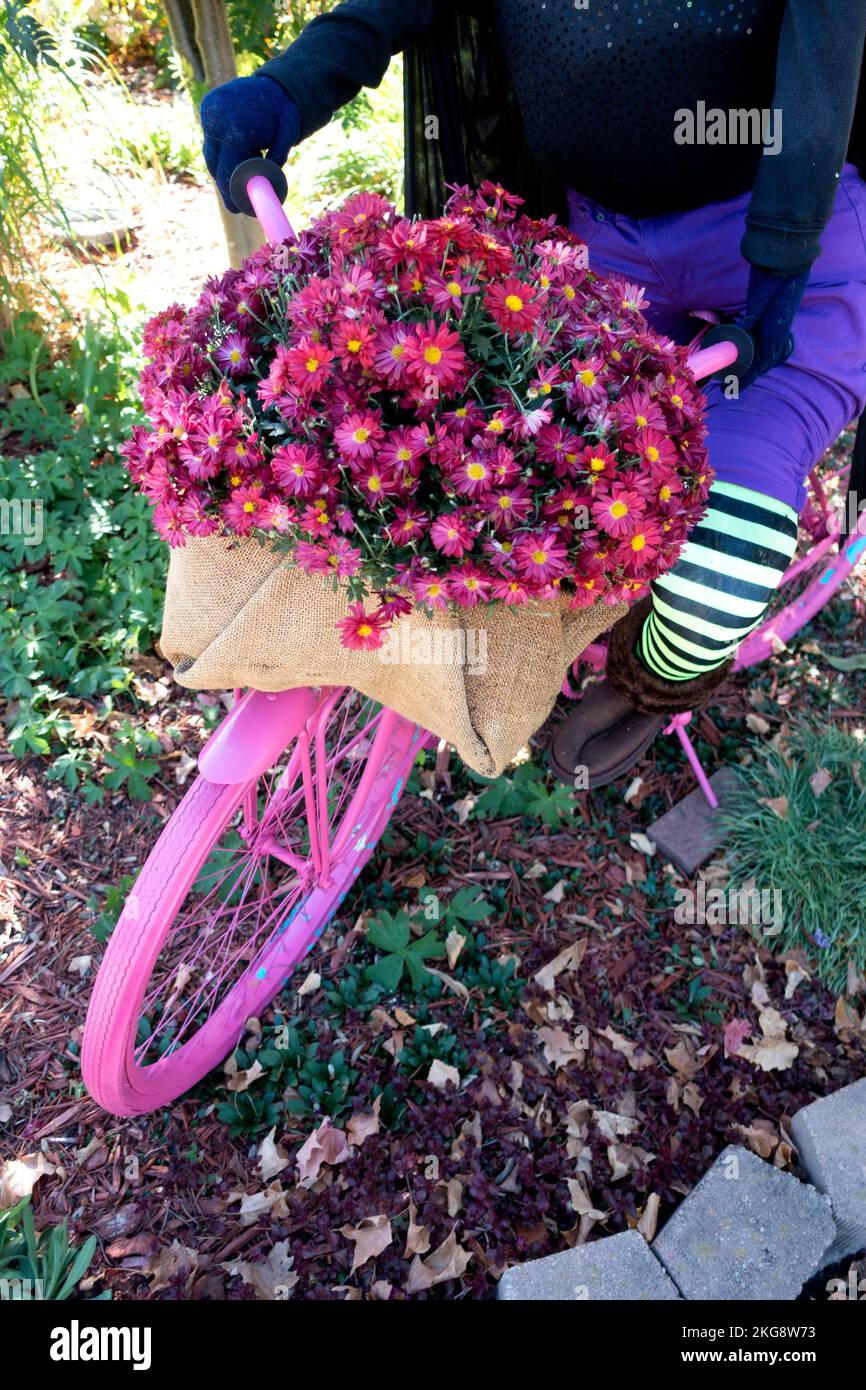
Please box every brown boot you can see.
[547,597,733,789]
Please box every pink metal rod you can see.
[685,340,739,382]
[246,173,295,245]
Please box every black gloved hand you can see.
[201,74,301,214]
[736,265,810,389]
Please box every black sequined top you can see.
[261,0,866,274]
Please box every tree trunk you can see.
[164,0,264,267]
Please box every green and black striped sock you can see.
[638,481,799,682]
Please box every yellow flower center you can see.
[467,462,487,480]
[455,406,467,417]
[446,281,462,297]
[487,417,505,433]
[635,413,648,428]
[391,344,404,359]
[504,293,524,312]
[367,474,382,492]
[428,584,442,597]
[610,500,628,518]
[531,549,547,565]
[631,533,646,551]
[672,393,683,407]
[397,447,411,461]
[645,445,660,462]
[563,284,575,301]
[306,357,320,372]
[357,623,373,637]
[424,345,442,365]
[292,463,305,477]
[466,578,478,590]
[589,456,605,471]
[353,427,370,443]
[659,484,671,501]
[207,434,220,449]
[499,496,512,509]
[230,474,242,487]
[229,350,241,363]
[578,369,596,387]
[347,339,362,354]
[242,500,256,513]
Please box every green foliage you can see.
[215,1018,359,1134]
[396,1023,467,1077]
[418,884,493,932]
[363,909,447,992]
[469,761,574,826]
[88,872,137,943]
[0,1197,107,1301]
[720,719,866,992]
[0,307,166,786]
[102,721,161,800]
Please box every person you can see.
[200,1,866,786]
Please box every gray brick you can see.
[791,1079,866,1264]
[653,1144,835,1299]
[646,767,741,875]
[497,1228,681,1301]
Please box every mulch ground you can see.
[2,603,865,1298]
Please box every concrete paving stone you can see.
[646,767,741,875]
[653,1144,835,1299]
[791,1078,866,1263]
[497,1228,681,1301]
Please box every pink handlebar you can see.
[685,339,739,380]
[246,174,295,244]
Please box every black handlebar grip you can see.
[228,158,289,218]
[700,322,755,380]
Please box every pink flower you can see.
[484,275,540,334]
[513,530,569,582]
[216,333,252,376]
[221,483,268,533]
[336,602,389,651]
[403,321,467,393]
[430,512,473,558]
[446,563,493,606]
[272,442,322,497]
[334,410,383,460]
[592,484,646,538]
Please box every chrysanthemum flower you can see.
[334,411,383,460]
[430,512,473,558]
[591,484,646,538]
[271,442,322,497]
[484,276,539,334]
[336,602,388,651]
[221,483,268,534]
[446,563,493,606]
[403,321,467,392]
[513,530,569,582]
[215,333,252,376]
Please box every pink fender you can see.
[198,688,320,784]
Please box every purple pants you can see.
[567,165,866,512]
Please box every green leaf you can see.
[819,648,866,672]
[365,952,404,991]
[366,910,410,953]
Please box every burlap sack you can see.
[160,538,628,778]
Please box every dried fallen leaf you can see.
[146,1240,199,1295]
[542,879,566,903]
[723,1018,751,1057]
[566,1176,606,1220]
[296,1119,351,1186]
[636,1193,661,1241]
[534,939,587,992]
[404,1199,431,1257]
[223,1239,297,1299]
[339,1214,393,1273]
[629,832,656,857]
[257,1126,290,1182]
[229,1181,287,1227]
[598,1025,653,1071]
[404,1227,471,1294]
[224,1056,265,1093]
[445,928,467,970]
[297,970,321,997]
[746,713,771,735]
[427,1059,460,1091]
[739,1008,799,1072]
[758,795,789,820]
[537,1025,585,1070]
[346,1096,381,1148]
[809,766,833,798]
[0,1152,56,1209]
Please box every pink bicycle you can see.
[81,164,866,1116]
